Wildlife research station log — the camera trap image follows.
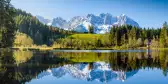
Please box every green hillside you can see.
[67,34,108,41]
[52,33,111,49]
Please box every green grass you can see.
[52,33,111,49]
[67,34,108,41]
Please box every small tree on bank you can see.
[88,25,94,34]
[160,22,168,48]
[95,38,102,47]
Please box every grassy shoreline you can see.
[10,46,149,51]
[0,46,167,51]
[13,33,167,51]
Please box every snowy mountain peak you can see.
[53,17,66,21]
[87,14,94,17]
[36,15,51,25]
[114,14,139,27]
[36,13,139,33]
[121,14,126,16]
[51,17,67,28]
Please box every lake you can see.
[0,49,168,84]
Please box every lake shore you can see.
[9,46,150,51]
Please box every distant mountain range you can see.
[36,15,52,25]
[36,13,139,34]
[37,62,138,83]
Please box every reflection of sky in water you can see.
[1,50,168,84]
[53,50,147,53]
[26,65,168,84]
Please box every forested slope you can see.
[14,9,73,46]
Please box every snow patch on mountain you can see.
[51,17,67,29]
[36,15,51,25]
[36,13,139,34]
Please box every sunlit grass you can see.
[67,34,108,41]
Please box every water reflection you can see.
[0,49,168,84]
[36,62,138,82]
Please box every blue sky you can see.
[11,0,167,28]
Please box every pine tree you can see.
[128,27,136,45]
[160,22,168,47]
[121,34,126,45]
[0,0,17,47]
[88,25,94,33]
[109,26,116,46]
[115,27,120,46]
[96,38,102,47]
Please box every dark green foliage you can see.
[160,22,168,47]
[0,0,17,48]
[88,25,94,33]
[109,26,116,46]
[58,23,167,49]
[14,9,74,46]
[108,24,164,48]
[95,38,102,47]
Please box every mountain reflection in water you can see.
[37,62,138,82]
[0,49,168,84]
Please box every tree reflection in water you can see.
[0,49,168,84]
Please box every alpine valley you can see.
[36,13,139,34]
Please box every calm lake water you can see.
[0,49,168,84]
